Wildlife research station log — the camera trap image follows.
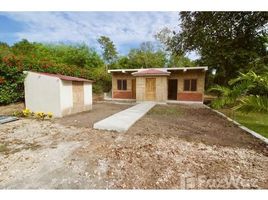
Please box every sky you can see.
[0,12,179,55]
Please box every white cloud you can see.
[4,12,179,54]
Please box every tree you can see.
[109,56,130,69]
[167,54,195,67]
[127,41,167,68]
[158,12,268,85]
[155,27,195,67]
[43,43,104,69]
[97,36,118,68]
[12,39,38,55]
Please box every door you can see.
[132,79,136,99]
[72,81,84,111]
[168,79,178,100]
[145,78,156,101]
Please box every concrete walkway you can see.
[93,102,156,132]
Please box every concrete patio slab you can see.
[93,102,156,132]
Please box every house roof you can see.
[30,71,93,83]
[131,69,170,76]
[108,66,208,74]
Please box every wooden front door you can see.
[132,79,136,99]
[145,78,156,101]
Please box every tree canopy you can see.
[97,36,118,66]
[158,12,268,85]
[127,42,167,68]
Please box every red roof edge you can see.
[32,72,93,83]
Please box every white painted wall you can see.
[83,82,92,105]
[24,71,62,117]
[24,71,93,118]
[59,80,73,115]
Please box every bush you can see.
[0,64,25,105]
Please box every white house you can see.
[24,71,93,118]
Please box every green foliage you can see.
[90,67,111,93]
[209,70,268,113]
[209,81,254,109]
[219,108,268,138]
[229,71,268,96]
[167,54,195,67]
[0,39,107,105]
[158,12,268,85]
[208,85,234,109]
[45,43,104,68]
[112,41,167,69]
[0,65,25,104]
[155,28,195,67]
[110,56,130,69]
[234,95,268,113]
[97,36,118,65]
[128,43,167,68]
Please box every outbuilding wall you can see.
[60,81,92,116]
[25,71,93,118]
[24,71,62,117]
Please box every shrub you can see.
[0,64,25,105]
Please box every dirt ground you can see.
[54,102,132,128]
[0,102,267,189]
[0,103,25,115]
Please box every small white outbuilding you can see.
[24,71,93,118]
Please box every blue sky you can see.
[0,12,179,55]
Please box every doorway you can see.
[168,79,178,100]
[145,78,156,101]
[132,79,136,99]
[72,81,84,112]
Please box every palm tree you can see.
[209,71,268,113]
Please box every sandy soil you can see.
[0,103,267,189]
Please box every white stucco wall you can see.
[59,80,73,116]
[24,71,62,117]
[83,82,92,105]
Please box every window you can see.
[184,79,197,91]
[117,79,127,90]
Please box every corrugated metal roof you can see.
[132,69,170,76]
[36,72,93,83]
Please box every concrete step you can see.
[93,102,156,132]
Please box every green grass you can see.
[219,109,268,138]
